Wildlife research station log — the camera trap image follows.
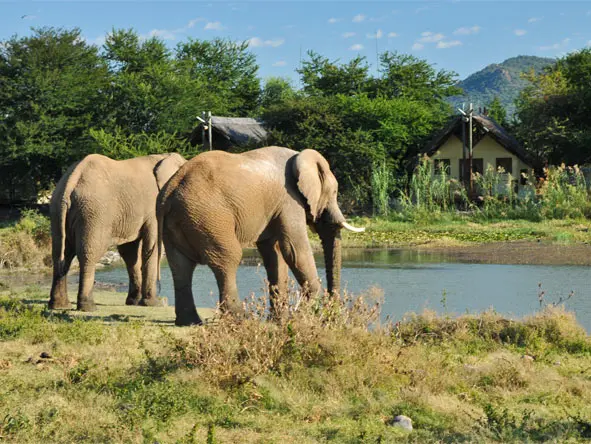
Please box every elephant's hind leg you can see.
[118,240,142,305]
[48,243,75,309]
[208,238,245,318]
[165,238,200,325]
[76,254,98,312]
[257,238,288,321]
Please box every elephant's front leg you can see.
[118,240,142,305]
[279,230,321,300]
[257,238,288,320]
[139,226,161,306]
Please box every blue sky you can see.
[1,1,591,83]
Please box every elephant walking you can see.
[157,146,363,326]
[49,153,186,311]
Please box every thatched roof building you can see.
[190,116,268,151]
[423,114,531,165]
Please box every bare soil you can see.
[419,240,591,265]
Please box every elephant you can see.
[48,152,186,311]
[157,146,364,326]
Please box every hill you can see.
[450,55,555,116]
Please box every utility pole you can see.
[196,111,213,150]
[458,103,474,193]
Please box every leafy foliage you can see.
[515,49,591,167]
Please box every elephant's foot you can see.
[48,298,71,310]
[175,310,203,326]
[138,297,163,307]
[77,300,96,312]
[125,294,141,306]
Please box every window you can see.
[435,159,450,174]
[459,158,484,180]
[496,158,513,174]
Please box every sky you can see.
[1,1,591,83]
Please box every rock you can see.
[522,354,535,362]
[39,352,52,359]
[390,415,413,431]
[98,251,121,266]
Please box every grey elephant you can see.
[157,146,363,326]
[49,153,186,311]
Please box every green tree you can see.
[176,38,260,115]
[0,27,111,198]
[297,51,369,97]
[259,77,296,110]
[487,96,507,126]
[374,51,462,103]
[515,49,591,167]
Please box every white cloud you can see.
[247,37,285,47]
[21,14,38,20]
[204,21,225,31]
[342,32,356,38]
[366,29,383,39]
[418,31,445,43]
[349,43,364,51]
[514,29,527,36]
[453,25,480,35]
[588,40,591,47]
[187,18,205,28]
[148,29,176,40]
[437,40,462,49]
[352,14,366,23]
[412,42,424,51]
[328,17,340,24]
[528,17,543,23]
[539,38,570,51]
[388,32,398,38]
[272,60,287,67]
[415,6,429,13]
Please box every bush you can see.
[0,210,51,269]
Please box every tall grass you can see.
[391,158,590,223]
[0,210,51,269]
[371,161,392,217]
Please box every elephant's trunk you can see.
[319,225,342,296]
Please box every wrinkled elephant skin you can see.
[48,153,186,311]
[157,146,363,326]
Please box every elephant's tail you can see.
[156,188,170,291]
[53,161,84,273]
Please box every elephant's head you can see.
[292,149,364,296]
[153,153,187,190]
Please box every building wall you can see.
[430,134,532,184]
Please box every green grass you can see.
[0,285,590,443]
[335,217,591,248]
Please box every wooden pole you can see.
[468,103,473,194]
[201,111,206,151]
[207,111,212,151]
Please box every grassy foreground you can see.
[1,286,591,443]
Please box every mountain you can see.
[450,55,556,117]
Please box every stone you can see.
[390,415,413,431]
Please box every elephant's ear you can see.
[293,149,326,221]
[154,153,186,190]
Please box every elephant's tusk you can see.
[340,221,365,233]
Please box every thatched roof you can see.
[190,116,268,149]
[423,114,532,166]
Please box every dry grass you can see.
[0,284,590,443]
